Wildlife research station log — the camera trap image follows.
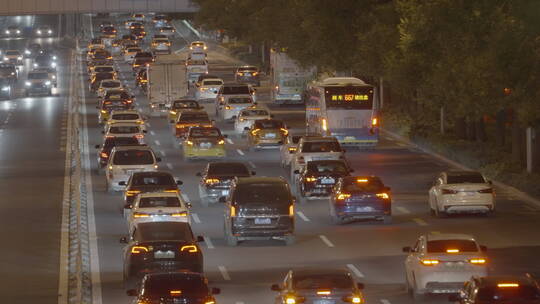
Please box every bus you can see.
[305,77,378,147]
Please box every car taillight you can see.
[372,117,378,126]
[469,258,486,264]
[126,190,141,196]
[305,177,317,182]
[288,147,297,152]
[205,178,220,184]
[225,105,232,110]
[478,188,493,193]
[280,128,288,135]
[251,128,261,136]
[135,134,144,139]
[100,152,108,158]
[180,245,198,252]
[336,193,351,201]
[297,156,305,164]
[171,212,187,217]
[441,188,458,194]
[230,206,236,217]
[420,259,439,266]
[133,212,149,218]
[131,246,148,254]
[376,193,390,199]
[289,205,294,216]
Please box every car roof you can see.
[236,177,286,185]
[321,77,366,86]
[444,170,483,176]
[131,171,173,178]
[426,233,476,241]
[477,275,537,286]
[300,136,338,142]
[112,145,152,152]
[138,192,180,198]
[291,268,352,277]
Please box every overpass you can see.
[0,0,198,15]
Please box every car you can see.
[153,34,168,40]
[95,136,140,169]
[168,99,203,123]
[429,170,495,217]
[189,41,207,51]
[152,14,169,25]
[221,177,295,246]
[235,65,261,86]
[135,69,148,90]
[403,233,488,298]
[33,67,57,87]
[0,78,13,99]
[101,26,117,38]
[280,134,319,168]
[328,175,392,224]
[89,65,116,79]
[294,159,352,200]
[33,53,57,70]
[3,50,23,65]
[89,72,116,92]
[450,274,540,304]
[233,108,272,135]
[5,25,22,37]
[105,110,145,130]
[35,25,53,37]
[216,83,257,109]
[99,21,114,29]
[132,13,145,22]
[132,57,153,74]
[102,89,134,105]
[174,111,213,140]
[133,51,154,62]
[25,71,54,96]
[194,78,223,102]
[216,95,256,122]
[124,47,142,62]
[87,48,112,62]
[186,59,209,87]
[158,26,175,35]
[151,38,171,54]
[110,39,123,52]
[188,51,207,61]
[121,171,183,215]
[103,122,147,144]
[120,222,204,289]
[290,136,345,182]
[126,272,220,304]
[86,58,114,73]
[124,19,138,29]
[105,145,160,192]
[97,79,123,97]
[197,162,254,207]
[24,43,42,58]
[270,269,365,304]
[127,192,191,228]
[195,74,221,87]
[182,126,227,161]
[88,38,105,50]
[0,63,18,83]
[246,119,288,150]
[129,22,144,31]
[97,98,133,124]
[131,28,146,40]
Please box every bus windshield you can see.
[324,86,373,110]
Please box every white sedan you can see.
[126,192,191,229]
[403,233,488,298]
[194,78,223,101]
[233,108,272,135]
[124,47,142,63]
[103,122,146,143]
[428,171,495,217]
[97,80,123,98]
[105,110,146,131]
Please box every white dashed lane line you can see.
[160,150,166,157]
[218,266,231,281]
[380,299,391,304]
[166,163,173,170]
[181,193,190,202]
[346,264,365,278]
[154,140,161,146]
[226,138,234,144]
[191,213,201,224]
[395,206,411,214]
[296,211,310,222]
[248,161,256,168]
[413,218,428,226]
[203,236,214,249]
[319,235,335,248]
[150,130,156,135]
[236,149,244,156]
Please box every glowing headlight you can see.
[25,50,30,55]
[5,30,10,34]
[45,81,51,86]
[10,72,14,75]
[48,30,52,34]
[17,56,22,60]
[52,56,57,60]
[16,30,20,34]
[33,63,38,67]
[52,75,56,79]
[3,57,8,61]
[1,86,10,91]
[37,30,42,34]
[25,81,31,86]
[51,62,56,68]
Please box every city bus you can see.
[305,77,378,147]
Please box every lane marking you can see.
[154,140,161,146]
[413,218,428,226]
[218,266,231,281]
[396,206,411,214]
[248,161,256,168]
[226,138,234,144]
[150,130,155,135]
[236,149,244,156]
[380,300,391,304]
[346,264,365,278]
[160,150,166,157]
[203,236,214,249]
[181,193,190,202]
[296,211,310,222]
[191,213,201,224]
[166,163,173,170]
[147,122,151,127]
[319,235,335,247]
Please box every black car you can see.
[132,58,152,74]
[221,177,295,246]
[120,222,204,289]
[121,171,182,210]
[131,28,146,40]
[0,63,17,83]
[135,69,148,90]
[197,162,255,206]
[329,176,392,224]
[271,269,365,304]
[294,160,353,202]
[235,65,261,86]
[450,274,540,304]
[95,137,140,168]
[33,54,57,70]
[24,43,42,58]
[89,72,115,91]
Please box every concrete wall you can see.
[0,0,198,15]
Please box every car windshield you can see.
[28,73,48,80]
[203,80,223,86]
[342,178,384,193]
[142,275,208,296]
[188,60,206,66]
[109,126,140,133]
[135,222,192,242]
[94,73,114,80]
[111,114,139,120]
[112,150,154,165]
[233,183,290,205]
[192,42,204,47]
[223,86,250,95]
[228,97,252,104]
[6,51,19,55]
[477,285,540,301]
[103,137,139,149]
[301,141,342,153]
[104,105,129,111]
[173,100,198,109]
[294,274,353,290]
[106,91,130,99]
[134,59,151,65]
[179,113,209,123]
[132,174,175,186]
[426,240,478,253]
[139,197,181,208]
[162,27,173,30]
[102,81,120,88]
[241,109,268,117]
[208,163,250,176]
[135,52,153,58]
[190,128,221,138]
[238,67,258,72]
[307,161,348,174]
[127,48,141,53]
[94,67,113,73]
[254,120,283,129]
[446,173,485,184]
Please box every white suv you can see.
[105,146,160,192]
[403,233,488,298]
[289,136,345,182]
[127,192,191,229]
[195,78,223,101]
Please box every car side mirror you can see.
[95,145,100,149]
[270,284,281,291]
[118,181,126,186]
[119,236,128,244]
[244,127,250,131]
[176,180,183,185]
[156,157,162,162]
[294,170,300,174]
[211,287,221,295]
[356,283,365,290]
[448,294,461,302]
[251,171,256,175]
[402,246,412,253]
[480,245,487,252]
[126,289,137,296]
[101,131,105,134]
[142,130,147,133]
[488,180,493,185]
[196,172,202,177]
[218,196,227,203]
[196,235,204,242]
[223,134,228,138]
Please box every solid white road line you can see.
[147,122,151,127]
[296,211,310,222]
[319,235,335,247]
[236,149,245,156]
[181,193,190,202]
[413,218,429,226]
[248,161,256,168]
[191,213,201,224]
[166,163,173,170]
[218,266,231,281]
[226,138,234,144]
[396,206,411,214]
[380,299,391,304]
[160,150,166,157]
[203,236,214,249]
[154,140,161,146]
[346,264,365,278]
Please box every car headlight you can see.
[48,30,52,34]
[24,50,30,55]
[10,72,15,75]
[37,30,42,34]
[5,30,10,34]
[52,75,56,79]
[17,56,22,60]
[1,86,10,91]
[52,56,57,60]
[3,57,8,61]
[16,30,20,34]
[33,63,38,67]
[51,62,56,67]
[45,81,51,86]
[25,81,31,86]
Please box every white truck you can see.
[147,60,188,115]
[270,49,315,105]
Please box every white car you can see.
[188,51,207,61]
[103,122,146,143]
[97,79,123,97]
[124,47,142,62]
[403,233,488,298]
[195,78,223,101]
[105,146,160,192]
[105,110,146,131]
[151,38,171,54]
[189,41,207,51]
[3,50,23,65]
[280,134,305,168]
[217,96,255,122]
[234,108,271,135]
[289,136,345,182]
[126,192,191,227]
[35,25,53,37]
[429,171,495,217]
[132,13,145,22]
[158,26,175,35]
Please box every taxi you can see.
[246,119,289,150]
[97,98,131,124]
[174,111,213,140]
[168,99,203,123]
[182,127,227,161]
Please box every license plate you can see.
[154,251,175,259]
[314,300,335,304]
[254,218,271,225]
[356,206,374,212]
[321,178,335,184]
[245,73,251,76]
[266,133,276,139]
[221,190,229,196]
[345,136,356,140]
[199,142,212,149]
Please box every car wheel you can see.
[382,215,392,224]
[284,235,295,246]
[434,206,447,218]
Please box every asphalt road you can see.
[9,12,538,304]
[0,14,68,304]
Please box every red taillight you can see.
[135,134,144,139]
[478,188,493,194]
[298,156,305,164]
[442,189,458,194]
[100,152,108,158]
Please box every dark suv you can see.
[221,177,295,246]
[197,162,255,206]
[120,171,183,212]
[127,272,220,304]
[294,160,352,202]
[95,137,140,168]
[235,65,260,86]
